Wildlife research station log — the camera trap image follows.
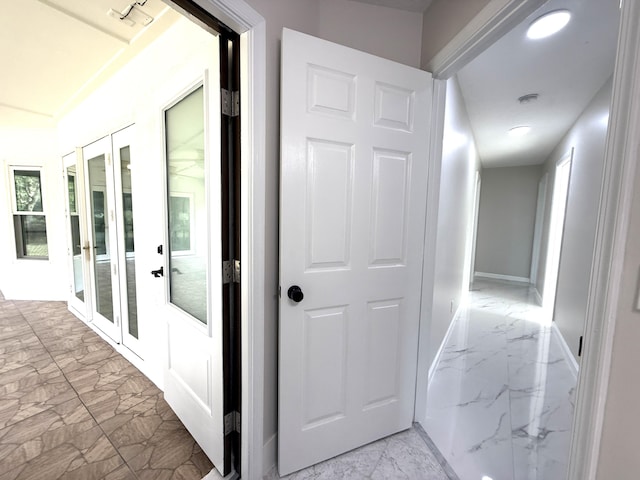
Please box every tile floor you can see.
[264,426,454,480]
[425,279,578,480]
[0,280,577,480]
[0,291,213,480]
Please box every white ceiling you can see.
[456,0,620,167]
[350,0,433,13]
[0,0,180,128]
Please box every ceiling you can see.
[1,0,620,169]
[0,0,181,128]
[457,0,620,168]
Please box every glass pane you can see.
[66,164,84,302]
[68,173,77,213]
[71,216,83,301]
[120,146,138,339]
[14,215,48,258]
[169,196,191,251]
[165,86,207,323]
[14,170,43,212]
[88,155,114,322]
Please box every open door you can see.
[156,28,229,475]
[279,29,433,475]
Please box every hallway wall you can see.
[535,77,613,359]
[474,164,542,281]
[426,75,480,370]
[0,127,68,300]
[597,126,640,479]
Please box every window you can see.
[11,168,48,259]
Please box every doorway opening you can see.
[543,150,573,319]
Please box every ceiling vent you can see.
[518,93,539,104]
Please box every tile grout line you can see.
[413,423,461,480]
[14,299,141,480]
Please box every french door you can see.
[279,29,433,475]
[78,126,141,355]
[64,151,90,318]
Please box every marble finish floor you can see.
[425,280,578,480]
[265,426,455,480]
[0,291,213,480]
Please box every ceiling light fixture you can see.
[527,10,571,40]
[509,126,531,137]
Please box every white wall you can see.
[474,164,542,280]
[57,18,218,386]
[597,154,640,479]
[0,127,68,300]
[427,76,480,369]
[420,0,492,70]
[535,77,613,359]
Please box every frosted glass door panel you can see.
[165,86,207,324]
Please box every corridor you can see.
[0,292,212,480]
[426,279,577,480]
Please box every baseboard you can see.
[428,304,463,384]
[551,323,579,376]
[534,288,543,306]
[263,433,277,476]
[474,271,530,284]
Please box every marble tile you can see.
[370,428,449,480]
[267,427,450,480]
[425,279,576,480]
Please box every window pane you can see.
[120,146,138,339]
[14,170,43,212]
[68,174,77,213]
[165,86,207,324]
[169,196,191,251]
[14,215,48,258]
[88,156,114,322]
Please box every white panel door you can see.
[279,28,433,475]
[157,34,226,474]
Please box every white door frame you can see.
[419,1,640,480]
[543,151,573,317]
[165,0,267,477]
[530,172,547,289]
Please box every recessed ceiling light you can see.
[509,126,531,137]
[527,10,571,40]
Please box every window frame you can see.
[9,165,49,260]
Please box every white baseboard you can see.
[474,271,530,284]
[534,288,543,306]
[428,304,463,384]
[263,433,277,476]
[551,323,579,376]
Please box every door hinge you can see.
[221,88,239,117]
[224,411,240,435]
[222,259,240,284]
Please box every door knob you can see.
[287,285,304,303]
[151,266,164,278]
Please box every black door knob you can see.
[287,285,304,303]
